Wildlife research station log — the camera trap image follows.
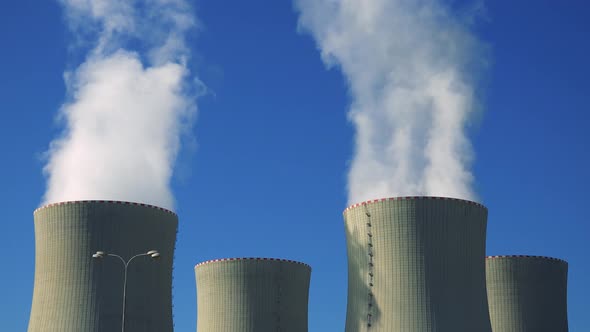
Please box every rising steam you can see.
[43,0,199,210]
[294,0,487,204]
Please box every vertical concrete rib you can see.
[195,257,311,332]
[486,255,569,332]
[344,197,492,332]
[28,201,178,332]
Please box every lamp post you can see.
[92,250,161,332]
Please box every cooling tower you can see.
[343,196,492,332]
[28,200,178,332]
[486,255,569,332]
[195,257,311,332]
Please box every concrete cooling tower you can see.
[486,255,569,332]
[195,257,311,332]
[28,200,178,332]
[343,196,492,332]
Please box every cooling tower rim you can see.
[486,255,568,264]
[195,257,311,270]
[34,200,176,216]
[344,196,485,213]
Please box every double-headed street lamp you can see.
[92,250,161,332]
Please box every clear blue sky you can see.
[1,1,589,331]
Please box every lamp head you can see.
[92,251,106,259]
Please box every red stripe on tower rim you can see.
[194,257,312,270]
[34,200,176,216]
[486,255,567,264]
[343,196,486,214]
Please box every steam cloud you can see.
[43,0,199,210]
[294,0,486,204]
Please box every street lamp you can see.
[92,250,160,332]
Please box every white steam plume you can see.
[294,0,487,204]
[43,0,199,210]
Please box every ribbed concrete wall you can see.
[195,258,311,332]
[344,197,492,332]
[28,201,178,332]
[486,255,569,332]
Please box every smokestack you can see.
[27,201,178,332]
[343,197,491,331]
[195,257,311,332]
[486,255,569,331]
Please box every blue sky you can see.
[1,1,589,331]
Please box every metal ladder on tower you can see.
[365,207,374,329]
